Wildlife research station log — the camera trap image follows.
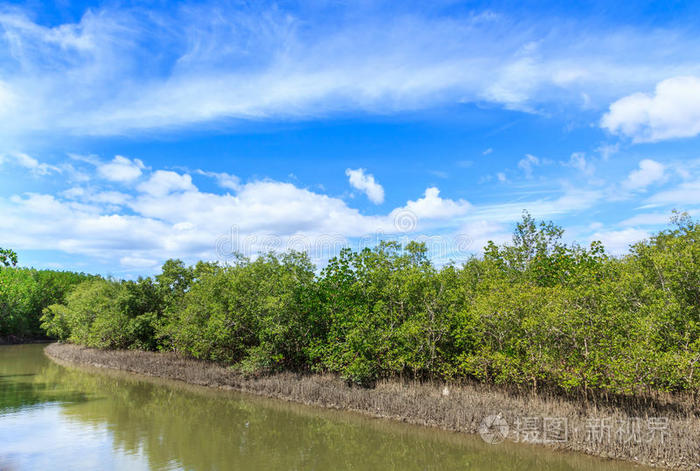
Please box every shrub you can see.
[38,212,700,395]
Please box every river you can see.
[0,344,647,471]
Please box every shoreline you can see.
[0,336,50,345]
[44,343,699,470]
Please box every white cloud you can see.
[596,143,619,160]
[0,154,483,270]
[518,154,540,178]
[429,170,449,179]
[563,152,594,176]
[497,172,507,183]
[1,151,680,271]
[620,212,676,226]
[345,168,385,204]
[90,191,132,206]
[1,5,700,137]
[137,170,197,197]
[482,148,493,155]
[623,159,666,190]
[13,153,42,171]
[97,156,144,182]
[63,187,131,206]
[602,76,700,142]
[397,187,471,223]
[0,80,17,117]
[472,186,602,222]
[589,228,649,255]
[457,219,510,253]
[1,152,59,175]
[645,178,700,207]
[196,170,241,191]
[62,187,86,199]
[120,256,159,268]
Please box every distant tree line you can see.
[0,263,94,339]
[13,211,700,394]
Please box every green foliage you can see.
[41,277,165,349]
[311,241,459,385]
[159,252,316,370]
[155,259,194,312]
[0,268,37,336]
[38,212,700,395]
[0,266,92,337]
[0,248,18,267]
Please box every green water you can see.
[0,344,647,471]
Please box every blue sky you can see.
[0,0,699,276]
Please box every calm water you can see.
[0,345,647,471]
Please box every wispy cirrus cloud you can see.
[645,178,700,207]
[518,154,542,178]
[2,2,700,139]
[0,152,60,175]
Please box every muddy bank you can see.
[0,336,49,345]
[45,343,699,470]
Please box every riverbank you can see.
[45,343,699,470]
[0,336,49,345]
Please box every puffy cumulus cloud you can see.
[602,76,700,142]
[345,168,384,204]
[0,162,478,269]
[0,194,167,255]
[623,159,666,191]
[589,228,649,255]
[5,153,664,272]
[97,155,144,182]
[130,180,391,239]
[395,187,471,226]
[137,170,197,197]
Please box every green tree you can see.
[0,268,37,336]
[36,211,700,395]
[0,248,18,267]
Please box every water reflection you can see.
[0,345,645,471]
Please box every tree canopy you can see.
[14,211,700,395]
